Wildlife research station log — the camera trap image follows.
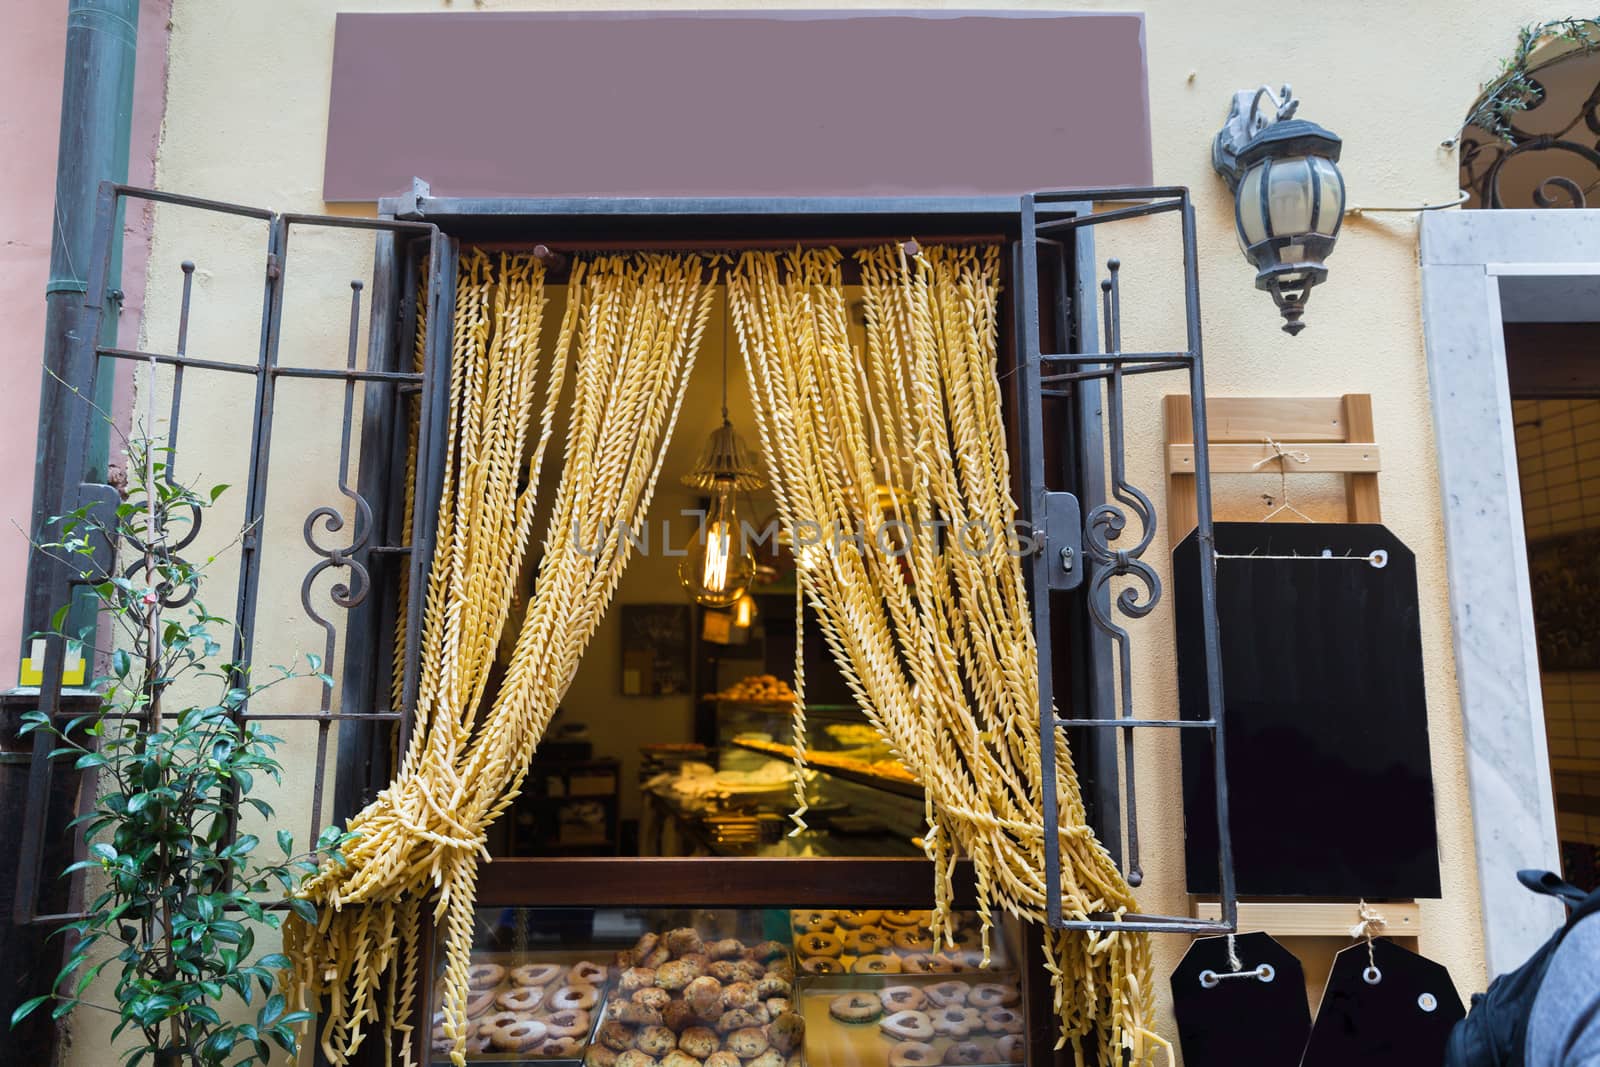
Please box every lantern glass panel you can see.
[1238,162,1268,247]
[1266,157,1316,237]
[1310,156,1345,232]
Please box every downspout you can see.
[1,2,140,1063]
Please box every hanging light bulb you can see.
[734,593,756,628]
[679,297,765,607]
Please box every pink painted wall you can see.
[0,0,169,682]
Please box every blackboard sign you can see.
[1176,523,1441,898]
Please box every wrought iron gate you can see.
[1014,189,1235,934]
[14,183,454,924]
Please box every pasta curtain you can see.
[286,250,713,1067]
[729,246,1164,1066]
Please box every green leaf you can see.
[283,899,317,926]
[259,993,285,1027]
[10,995,50,1027]
[88,843,117,864]
[111,648,131,678]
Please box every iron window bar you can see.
[13,183,451,924]
[1016,188,1235,936]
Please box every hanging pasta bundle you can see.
[729,246,1166,1066]
[286,250,713,1067]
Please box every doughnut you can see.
[970,983,1020,1009]
[599,1020,637,1052]
[512,962,564,987]
[679,1025,720,1059]
[715,1009,763,1034]
[465,989,498,1017]
[882,910,928,928]
[632,987,672,1013]
[488,1017,548,1052]
[587,1045,621,1067]
[636,1025,677,1056]
[798,932,842,958]
[880,1009,935,1042]
[924,981,970,1008]
[984,1007,1024,1035]
[615,1052,657,1067]
[496,985,545,1012]
[997,1034,1024,1062]
[901,953,953,975]
[828,992,884,1024]
[661,1052,702,1067]
[800,956,845,976]
[706,1053,741,1067]
[893,927,935,953]
[756,976,792,1000]
[889,1042,940,1067]
[721,981,759,1011]
[838,909,884,929]
[552,984,599,1011]
[853,953,903,975]
[615,1001,665,1027]
[707,961,742,983]
[573,960,609,985]
[466,963,507,991]
[655,960,701,991]
[546,1008,592,1039]
[880,986,928,1013]
[843,927,892,955]
[661,1000,699,1032]
[932,1006,982,1039]
[620,967,657,992]
[769,1011,806,1054]
[633,932,661,960]
[708,938,745,960]
[748,940,787,962]
[663,928,704,958]
[684,975,724,1019]
[726,1026,770,1059]
[792,909,836,933]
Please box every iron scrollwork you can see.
[1461,69,1600,208]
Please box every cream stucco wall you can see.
[63,1,1591,1062]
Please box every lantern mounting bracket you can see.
[1212,84,1299,188]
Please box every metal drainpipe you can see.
[2,1,140,1063]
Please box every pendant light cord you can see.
[721,287,730,422]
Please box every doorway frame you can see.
[1419,208,1593,972]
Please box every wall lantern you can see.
[1212,84,1345,335]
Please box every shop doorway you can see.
[1504,303,1600,893]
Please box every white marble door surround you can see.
[1420,209,1595,974]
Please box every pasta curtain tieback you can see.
[729,245,1167,1066]
[286,250,712,1067]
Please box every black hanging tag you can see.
[1301,938,1465,1067]
[1171,932,1311,1067]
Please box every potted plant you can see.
[10,437,352,1066]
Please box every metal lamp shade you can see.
[1233,120,1345,335]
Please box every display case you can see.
[427,905,1025,1067]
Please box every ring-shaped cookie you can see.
[880,985,928,1012]
[551,984,598,1011]
[496,985,544,1013]
[466,963,507,990]
[879,1009,935,1042]
[545,1008,591,1039]
[572,961,608,985]
[889,1041,940,1066]
[512,962,563,987]
[853,953,903,974]
[487,1017,547,1052]
[799,931,843,958]
[828,992,884,1024]
[800,956,845,975]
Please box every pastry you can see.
[616,1052,659,1067]
[881,910,928,928]
[828,992,884,1024]
[661,1000,700,1032]
[706,1053,740,1067]
[615,1001,665,1027]
[892,927,935,953]
[970,983,1019,1009]
[984,1007,1024,1035]
[943,1040,993,1065]
[632,988,673,1013]
[599,1020,638,1052]
[633,932,661,960]
[684,976,725,1020]
[924,981,969,1008]
[725,1026,770,1059]
[748,940,787,962]
[679,1025,720,1059]
[487,1017,548,1052]
[661,1053,702,1067]
[837,909,884,928]
[655,960,701,991]
[932,1006,982,1039]
[512,962,564,987]
[901,953,954,975]
[543,1037,584,1058]
[466,963,508,990]
[664,928,705,958]
[880,986,928,1013]
[708,938,745,960]
[587,1046,621,1067]
[769,1012,805,1054]
[721,981,759,1011]
[797,932,842,959]
[755,976,791,1000]
[997,1034,1024,1062]
[791,910,835,933]
[636,1024,677,1057]
[707,961,742,983]
[764,997,790,1018]
[889,1042,940,1067]
[880,1009,935,1042]
[621,967,657,992]
[800,956,844,976]
[852,953,902,975]
[497,985,545,1013]
[546,1008,592,1039]
[843,927,892,955]
[465,989,497,1018]
[714,1009,763,1034]
[553,984,599,1011]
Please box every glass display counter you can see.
[427,906,1025,1067]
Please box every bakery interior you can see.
[434,277,1035,1066]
